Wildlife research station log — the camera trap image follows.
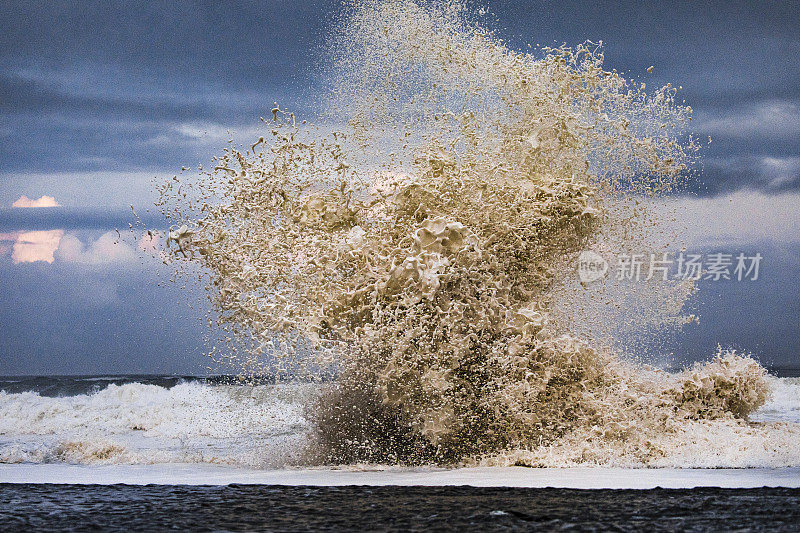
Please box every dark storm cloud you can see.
[697,156,800,196]
[493,0,800,196]
[0,207,163,231]
[0,110,249,173]
[1,1,799,374]
[494,1,800,100]
[0,0,332,86]
[0,0,333,175]
[1,0,798,194]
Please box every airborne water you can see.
[156,0,800,468]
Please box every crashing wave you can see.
[158,0,792,467]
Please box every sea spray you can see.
[159,0,788,466]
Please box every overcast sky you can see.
[1,0,798,374]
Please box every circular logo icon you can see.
[578,250,608,283]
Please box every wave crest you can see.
[156,0,794,467]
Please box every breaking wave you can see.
[0,381,314,467]
[153,0,800,467]
[0,377,799,468]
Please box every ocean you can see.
[2,372,799,470]
[2,1,799,529]
[0,369,798,532]
[3,485,800,531]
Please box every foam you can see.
[0,382,314,467]
[1,378,799,468]
[2,464,800,489]
[153,0,798,468]
[751,377,800,423]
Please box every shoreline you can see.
[2,464,799,488]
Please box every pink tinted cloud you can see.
[2,227,150,266]
[55,231,138,265]
[12,195,60,208]
[138,231,160,251]
[11,230,65,263]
